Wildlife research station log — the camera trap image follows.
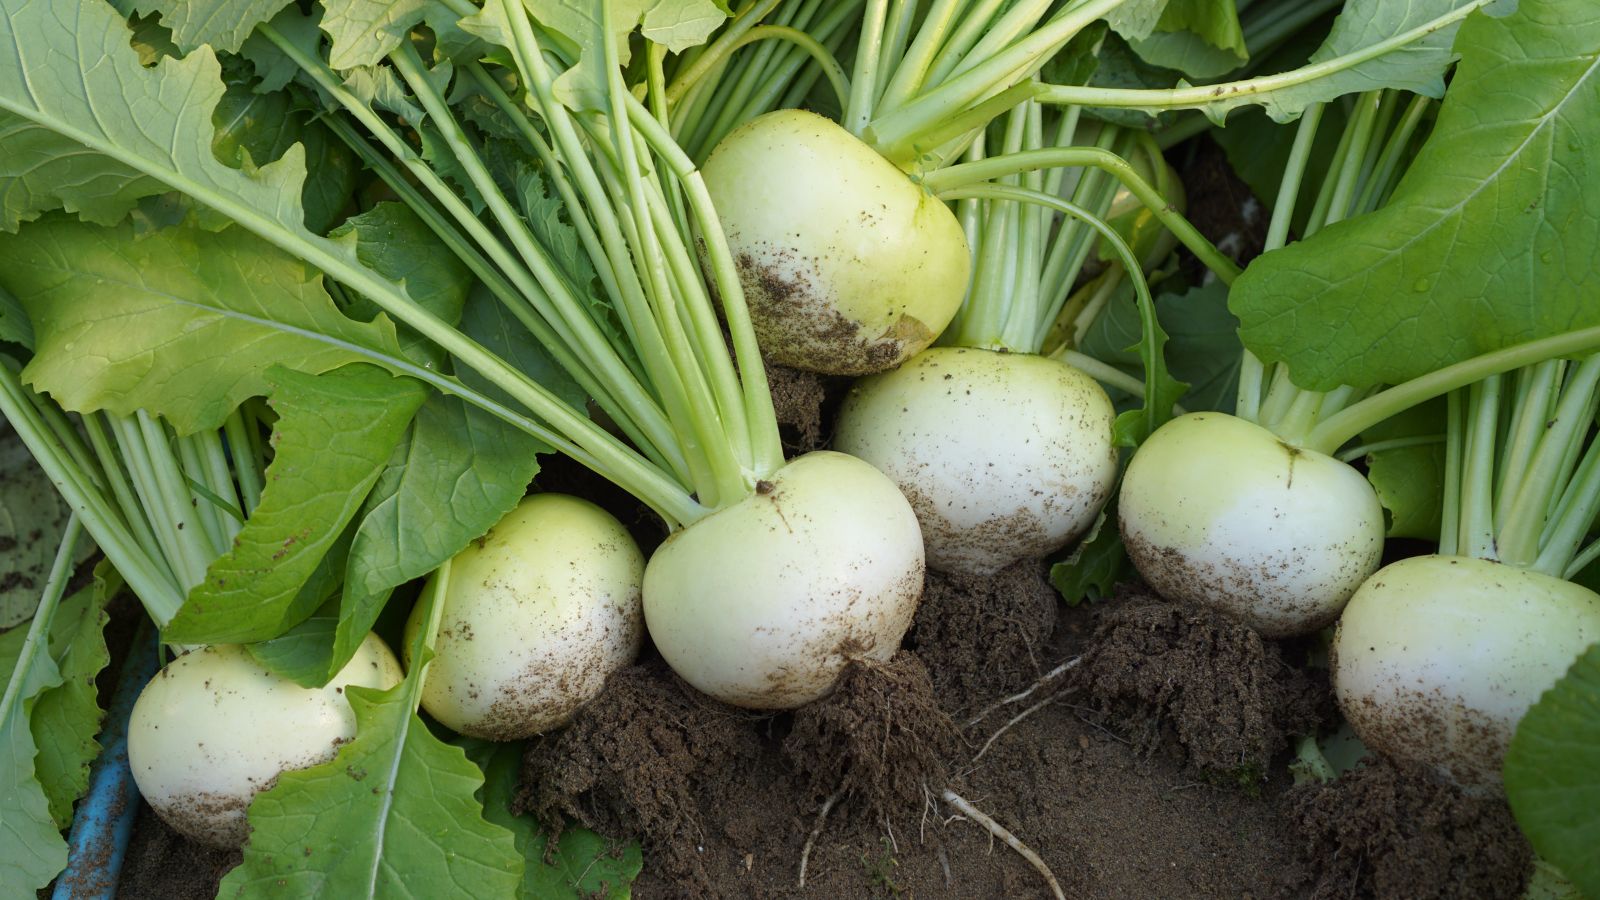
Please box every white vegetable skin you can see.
[127,634,403,848]
[1118,412,1385,637]
[643,451,925,708]
[1333,555,1600,789]
[701,109,970,375]
[405,493,644,740]
[834,347,1117,575]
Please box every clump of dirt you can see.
[1285,758,1532,899]
[1072,591,1327,776]
[764,360,828,454]
[117,801,239,899]
[907,560,1058,714]
[515,660,763,892]
[782,652,959,827]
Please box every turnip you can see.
[127,634,403,848]
[404,493,645,738]
[696,0,1134,374]
[1334,358,1600,788]
[644,451,923,707]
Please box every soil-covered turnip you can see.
[404,493,644,740]
[702,110,970,375]
[643,451,924,708]
[836,347,1116,575]
[127,634,403,848]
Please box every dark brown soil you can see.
[764,360,829,455]
[907,559,1059,714]
[1285,758,1532,900]
[1071,590,1330,777]
[1171,135,1271,281]
[117,800,240,899]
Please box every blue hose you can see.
[52,619,159,900]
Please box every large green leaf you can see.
[0,285,28,347]
[220,591,524,898]
[1,216,410,434]
[164,365,426,644]
[211,81,359,234]
[331,202,472,366]
[117,0,295,54]
[1505,641,1600,898]
[335,392,544,680]
[0,623,64,894]
[0,111,165,232]
[1080,279,1243,415]
[528,0,729,111]
[1129,0,1246,79]
[465,739,643,899]
[1361,399,1446,540]
[28,569,113,827]
[1231,0,1600,390]
[319,0,433,70]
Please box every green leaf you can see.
[211,81,359,234]
[0,284,28,348]
[1360,399,1446,540]
[0,623,65,894]
[335,391,544,681]
[331,202,473,365]
[1232,0,1600,390]
[220,592,524,898]
[465,740,643,899]
[1505,641,1600,898]
[126,11,182,66]
[1080,280,1243,415]
[455,282,587,412]
[1211,104,1352,238]
[118,0,295,54]
[1049,494,1134,606]
[0,110,166,232]
[247,610,340,688]
[1103,0,1169,43]
[2,215,411,434]
[0,424,82,628]
[1109,276,1188,448]
[319,0,433,70]
[239,6,324,93]
[1130,0,1246,78]
[29,569,114,827]
[530,0,729,111]
[164,364,426,645]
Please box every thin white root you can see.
[966,656,1081,728]
[974,694,1057,762]
[942,789,1067,900]
[797,787,844,889]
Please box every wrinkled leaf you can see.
[30,570,114,826]
[1049,495,1133,606]
[117,0,295,54]
[221,589,523,898]
[164,365,426,645]
[332,202,472,366]
[211,82,359,234]
[319,0,432,70]
[1232,0,1600,390]
[2,216,411,434]
[0,626,64,893]
[0,111,166,232]
[1505,641,1600,898]
[529,0,729,111]
[1080,280,1243,415]
[0,285,28,348]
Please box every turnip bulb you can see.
[1118,412,1385,638]
[1332,555,1600,789]
[701,109,970,375]
[643,451,925,708]
[127,634,403,848]
[834,347,1117,575]
[405,493,644,740]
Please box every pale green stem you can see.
[0,516,83,727]
[846,0,891,135]
[875,0,918,101]
[410,557,450,712]
[1460,376,1502,561]
[664,0,784,102]
[1336,434,1446,464]
[1497,356,1600,567]
[81,414,166,570]
[1034,0,1497,113]
[927,148,1239,284]
[876,0,963,112]
[223,410,264,516]
[1565,536,1600,580]
[1534,435,1600,577]
[1439,391,1463,557]
[173,432,227,556]
[1494,360,1562,533]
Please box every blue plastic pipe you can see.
[52,620,159,900]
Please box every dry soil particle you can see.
[1071,590,1328,776]
[781,652,959,827]
[906,559,1058,715]
[763,360,829,455]
[117,800,240,899]
[1285,757,1532,900]
[515,659,765,893]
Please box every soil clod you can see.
[1071,590,1327,776]
[908,560,1058,715]
[1286,757,1532,900]
[516,660,762,892]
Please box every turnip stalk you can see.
[1333,358,1600,789]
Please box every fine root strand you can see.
[966,655,1081,728]
[942,788,1067,900]
[796,787,844,889]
